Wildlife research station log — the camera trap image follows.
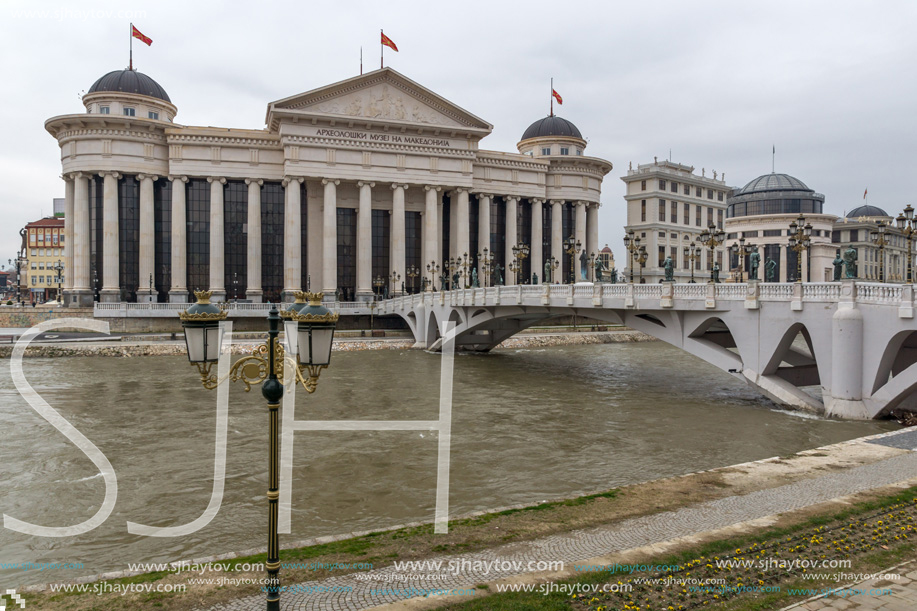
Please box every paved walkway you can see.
[211,430,917,611]
[781,561,917,611]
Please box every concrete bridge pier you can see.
[823,304,869,419]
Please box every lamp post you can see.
[390,271,401,296]
[458,253,472,288]
[730,237,756,283]
[870,220,889,283]
[478,248,494,288]
[91,264,99,303]
[563,236,581,284]
[426,261,439,292]
[406,265,420,294]
[636,245,647,283]
[545,256,559,284]
[587,252,597,282]
[787,214,812,283]
[510,243,530,286]
[698,223,726,283]
[896,205,915,284]
[372,275,385,298]
[53,259,64,303]
[623,230,642,283]
[683,242,701,284]
[180,290,337,611]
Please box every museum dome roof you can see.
[846,205,889,218]
[87,69,171,102]
[735,173,812,195]
[521,115,583,140]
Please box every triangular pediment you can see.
[267,68,492,134]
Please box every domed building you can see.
[724,172,838,282]
[46,68,612,306]
[833,205,908,282]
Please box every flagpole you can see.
[772,145,775,173]
[381,29,383,70]
[550,78,553,117]
[360,47,363,75]
[129,22,133,70]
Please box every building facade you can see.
[46,67,612,306]
[621,160,729,282]
[724,173,836,282]
[832,205,908,282]
[21,217,66,303]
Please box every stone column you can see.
[424,186,441,271]
[505,196,518,285]
[575,201,587,255]
[71,173,92,306]
[137,174,156,302]
[321,178,339,299]
[357,181,375,301]
[99,171,121,303]
[477,194,492,279]
[208,177,226,302]
[391,184,408,296]
[169,176,189,302]
[283,177,303,301]
[455,188,470,261]
[551,200,563,283]
[246,178,263,302]
[779,244,788,283]
[531,198,543,283]
[449,192,458,260]
[63,175,74,299]
[587,203,599,261]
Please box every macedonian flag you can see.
[381,31,398,52]
[132,25,152,46]
[552,89,563,105]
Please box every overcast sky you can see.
[2,0,916,266]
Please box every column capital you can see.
[245,178,264,186]
[136,174,159,182]
[281,176,303,187]
[474,192,494,200]
[505,195,520,204]
[575,200,587,207]
[207,176,227,185]
[65,172,83,181]
[391,183,409,191]
[98,171,121,179]
[531,198,546,205]
[357,181,375,188]
[321,178,340,186]
[168,175,189,183]
[424,185,442,193]
[452,187,469,195]
[549,199,565,206]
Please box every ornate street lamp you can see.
[372,275,385,298]
[510,243,530,285]
[458,252,472,288]
[683,242,701,284]
[426,261,439,292]
[698,223,725,284]
[545,256,559,284]
[563,236,581,284]
[390,271,401,296]
[787,214,812,283]
[870,220,889,283]
[730,237,756,283]
[896,205,915,284]
[54,259,64,303]
[406,265,420,294]
[636,245,647,283]
[180,290,337,611]
[587,252,597,282]
[623,230,642,283]
[478,248,494,288]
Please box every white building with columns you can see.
[46,67,612,306]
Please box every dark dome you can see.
[521,115,582,140]
[846,205,889,218]
[735,173,811,195]
[87,69,171,103]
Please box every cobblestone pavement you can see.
[780,561,917,611]
[211,446,917,610]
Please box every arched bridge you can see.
[379,281,917,421]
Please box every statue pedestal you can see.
[661,281,674,308]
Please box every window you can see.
[541,147,551,155]
[671,182,678,193]
[31,276,36,285]
[658,246,666,266]
[640,200,646,222]
[671,246,678,268]
[100,106,110,114]
[684,203,690,225]
[575,148,582,155]
[717,209,724,229]
[30,249,36,256]
[763,229,782,237]
[148,111,159,120]
[560,147,569,155]
[743,231,759,238]
[695,206,701,226]
[727,233,738,239]
[641,180,647,190]
[659,179,666,190]
[658,200,665,222]
[717,191,724,202]
[707,189,714,199]
[39,276,44,283]
[670,233,677,239]
[696,186,702,197]
[31,262,36,270]
[123,107,136,117]
[658,231,665,238]
[671,200,677,223]
[707,207,713,227]
[684,184,690,195]
[38,262,44,270]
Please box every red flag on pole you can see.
[381,32,398,52]
[864,188,868,199]
[552,89,563,105]
[131,25,152,46]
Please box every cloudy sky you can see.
[2,0,915,265]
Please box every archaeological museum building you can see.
[46,67,613,306]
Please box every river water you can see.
[0,342,898,586]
